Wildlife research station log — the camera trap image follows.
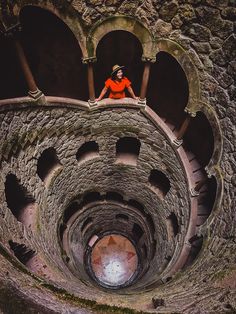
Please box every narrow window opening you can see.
[151,239,157,260]
[81,217,93,233]
[83,192,102,205]
[149,170,170,199]
[197,176,217,226]
[116,214,129,222]
[106,191,123,202]
[37,147,62,182]
[63,202,78,224]
[5,174,35,225]
[9,240,36,265]
[59,223,67,241]
[76,141,99,163]
[132,223,144,241]
[166,212,179,239]
[116,137,141,166]
[146,214,155,235]
[184,235,203,267]
[128,199,146,216]
[142,244,147,258]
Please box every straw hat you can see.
[111,64,125,76]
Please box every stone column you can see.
[5,24,43,100]
[15,40,43,100]
[190,178,208,197]
[173,114,193,147]
[138,56,155,106]
[83,57,97,106]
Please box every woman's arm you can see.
[127,86,138,100]
[96,86,108,101]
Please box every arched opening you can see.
[81,217,93,234]
[94,30,143,99]
[19,6,88,99]
[132,223,144,241]
[76,141,99,163]
[37,147,62,183]
[184,235,203,267]
[116,137,141,165]
[128,199,146,216]
[116,214,129,222]
[106,191,123,202]
[9,240,36,265]
[63,202,79,224]
[183,112,214,167]
[197,176,217,226]
[166,213,179,239]
[5,174,35,226]
[147,51,189,128]
[0,33,28,99]
[148,170,171,199]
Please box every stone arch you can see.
[86,16,155,60]
[1,1,87,57]
[147,50,189,127]
[19,5,88,99]
[156,39,200,115]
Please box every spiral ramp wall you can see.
[0,1,235,314]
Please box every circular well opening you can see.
[89,234,138,288]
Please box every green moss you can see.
[41,283,149,314]
[212,267,236,281]
[0,244,147,313]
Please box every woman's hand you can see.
[96,86,108,102]
[127,86,138,100]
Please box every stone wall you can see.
[0,0,235,313]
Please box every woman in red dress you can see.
[96,65,138,101]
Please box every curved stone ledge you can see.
[0,95,221,311]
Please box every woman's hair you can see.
[111,69,124,81]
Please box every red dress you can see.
[105,77,131,99]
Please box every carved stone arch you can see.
[156,39,200,115]
[86,16,156,61]
[0,1,87,57]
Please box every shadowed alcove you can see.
[5,174,35,226]
[94,30,143,99]
[19,6,88,100]
[0,33,28,99]
[147,51,189,128]
[183,111,214,167]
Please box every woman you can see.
[96,65,138,101]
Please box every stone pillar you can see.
[190,178,208,197]
[138,56,155,106]
[83,57,97,106]
[173,114,192,147]
[5,24,43,100]
[15,40,43,100]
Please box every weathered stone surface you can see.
[183,23,211,41]
[154,19,173,37]
[221,6,236,20]
[223,34,236,60]
[196,6,233,39]
[159,1,178,22]
[0,0,235,313]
